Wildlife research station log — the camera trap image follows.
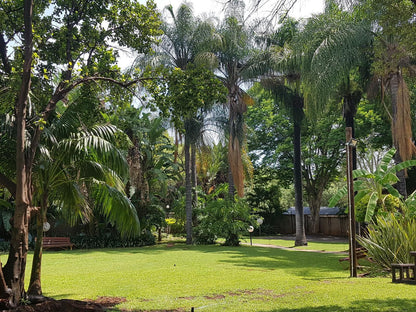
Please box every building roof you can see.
[283,207,344,215]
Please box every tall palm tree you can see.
[157,3,223,244]
[263,75,307,246]
[255,16,308,246]
[331,0,416,196]
[213,2,262,198]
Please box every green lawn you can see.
[241,236,349,252]
[12,241,416,311]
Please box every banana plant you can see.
[329,148,416,222]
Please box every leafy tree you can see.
[335,0,416,196]
[302,110,345,233]
[28,122,138,296]
[146,65,226,244]
[195,184,254,246]
[109,106,180,234]
[0,0,161,305]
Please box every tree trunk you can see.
[2,0,34,305]
[185,134,192,245]
[343,90,360,170]
[228,168,235,200]
[293,103,307,246]
[227,85,245,198]
[28,201,47,296]
[308,193,323,234]
[191,143,197,208]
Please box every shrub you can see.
[355,194,403,223]
[195,184,254,246]
[70,230,155,249]
[357,212,416,269]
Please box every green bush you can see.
[195,184,254,246]
[0,240,10,252]
[355,194,403,223]
[357,213,416,269]
[70,230,155,249]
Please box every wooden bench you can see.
[391,251,416,283]
[42,237,74,250]
[339,247,367,262]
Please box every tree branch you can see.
[0,33,12,74]
[29,75,156,165]
[0,172,16,198]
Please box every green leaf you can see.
[328,185,348,207]
[365,192,379,223]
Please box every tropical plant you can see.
[194,184,254,246]
[334,0,416,196]
[144,3,227,245]
[28,113,140,296]
[357,212,416,270]
[259,16,308,245]
[109,106,179,235]
[213,5,262,198]
[329,148,416,222]
[0,0,161,304]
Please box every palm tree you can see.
[294,2,372,141]
[255,16,307,245]
[156,3,224,244]
[331,0,416,196]
[27,107,139,296]
[213,3,262,198]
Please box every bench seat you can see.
[42,237,74,250]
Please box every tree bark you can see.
[184,134,193,245]
[308,193,323,234]
[2,0,34,305]
[28,197,47,296]
[293,101,307,246]
[191,143,197,208]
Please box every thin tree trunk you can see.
[174,129,179,164]
[185,134,192,245]
[191,143,197,208]
[27,208,45,296]
[293,106,307,246]
[28,194,47,296]
[3,0,34,305]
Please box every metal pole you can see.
[250,232,252,246]
[346,127,357,277]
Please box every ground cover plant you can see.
[3,240,414,312]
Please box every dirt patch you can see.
[204,295,225,300]
[87,296,127,307]
[5,298,105,312]
[178,296,196,300]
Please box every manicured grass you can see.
[242,236,349,252]
[14,241,416,311]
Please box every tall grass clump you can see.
[358,212,416,269]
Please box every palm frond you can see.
[90,179,140,238]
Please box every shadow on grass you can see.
[261,298,416,312]
[106,298,416,312]
[44,243,348,277]
[199,245,348,277]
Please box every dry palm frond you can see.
[228,136,244,197]
[391,74,416,164]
